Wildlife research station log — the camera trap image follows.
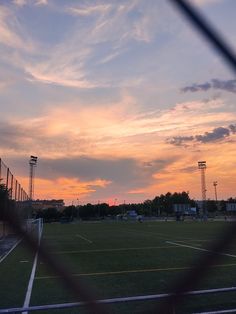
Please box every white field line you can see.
[1,286,236,313]
[35,266,191,279]
[35,262,236,280]
[166,241,236,259]
[123,229,169,241]
[76,234,93,243]
[124,229,211,243]
[44,234,77,239]
[193,309,236,314]
[22,226,43,314]
[127,227,216,242]
[53,245,178,254]
[0,238,22,263]
[22,252,39,314]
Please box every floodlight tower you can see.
[29,156,38,201]
[198,161,207,214]
[213,181,218,202]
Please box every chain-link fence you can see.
[0,158,30,239]
[0,0,236,313]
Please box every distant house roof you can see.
[32,199,65,210]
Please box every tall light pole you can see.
[29,156,38,201]
[213,181,218,202]
[213,181,219,211]
[198,161,207,216]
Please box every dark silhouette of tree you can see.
[36,207,61,222]
[206,200,217,213]
[34,192,234,222]
[62,205,77,219]
[0,184,10,220]
[228,197,236,203]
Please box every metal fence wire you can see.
[0,0,236,313]
[0,158,29,239]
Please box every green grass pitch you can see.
[1,220,236,313]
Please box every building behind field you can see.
[226,203,236,211]
[32,199,65,211]
[173,204,191,213]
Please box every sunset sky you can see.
[0,0,236,205]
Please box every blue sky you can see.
[1,0,236,204]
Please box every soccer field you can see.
[1,220,236,313]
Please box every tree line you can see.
[35,191,236,222]
[1,184,235,223]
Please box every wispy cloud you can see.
[82,1,158,44]
[67,4,112,17]
[1,0,181,89]
[98,49,126,64]
[13,0,27,6]
[26,65,97,88]
[13,0,48,6]
[0,6,26,49]
[35,0,48,6]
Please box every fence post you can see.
[6,168,9,190]
[15,180,18,201]
[10,172,13,199]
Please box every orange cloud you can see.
[126,137,236,201]
[19,176,111,204]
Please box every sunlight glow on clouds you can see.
[20,176,111,202]
[3,96,234,159]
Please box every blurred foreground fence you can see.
[1,0,236,313]
[0,158,29,238]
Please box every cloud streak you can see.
[181,79,236,94]
[13,0,48,6]
[67,4,112,17]
[167,124,235,146]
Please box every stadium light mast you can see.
[29,155,38,201]
[198,161,207,215]
[213,181,218,202]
